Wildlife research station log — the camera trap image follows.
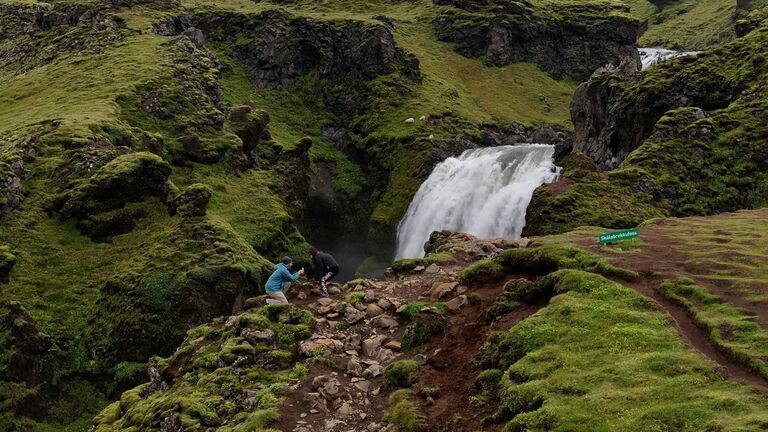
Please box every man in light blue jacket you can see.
[265,256,304,304]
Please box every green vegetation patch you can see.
[383,389,426,432]
[460,244,638,285]
[662,277,768,379]
[92,304,313,431]
[481,269,768,430]
[384,359,421,390]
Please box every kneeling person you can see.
[309,246,339,297]
[265,256,304,305]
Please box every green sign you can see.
[599,228,639,244]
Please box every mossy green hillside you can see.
[481,269,768,431]
[526,12,768,236]
[92,304,314,431]
[630,0,768,50]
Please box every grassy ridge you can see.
[483,270,768,431]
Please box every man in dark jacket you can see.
[309,246,339,297]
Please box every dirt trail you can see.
[577,218,768,393]
[413,276,546,432]
[617,275,768,392]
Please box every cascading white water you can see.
[639,47,700,70]
[395,144,561,259]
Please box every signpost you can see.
[599,228,639,245]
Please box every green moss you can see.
[384,360,421,390]
[661,278,768,379]
[399,301,426,319]
[459,258,505,285]
[482,269,768,430]
[383,389,425,432]
[347,292,366,306]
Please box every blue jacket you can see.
[265,263,300,292]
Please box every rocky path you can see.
[274,262,482,432]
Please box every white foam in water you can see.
[395,144,561,259]
[639,47,700,70]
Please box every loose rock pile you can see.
[281,264,474,432]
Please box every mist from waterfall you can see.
[395,144,560,259]
[639,47,700,70]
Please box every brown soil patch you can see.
[414,276,546,432]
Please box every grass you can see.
[661,277,768,379]
[383,389,426,432]
[482,269,768,430]
[384,359,421,390]
[637,0,738,49]
[0,33,169,140]
[459,244,639,285]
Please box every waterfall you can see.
[395,144,560,259]
[639,47,700,70]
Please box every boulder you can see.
[366,304,384,318]
[344,334,362,352]
[363,363,385,378]
[347,358,364,377]
[299,338,343,356]
[241,329,275,345]
[362,335,387,357]
[429,282,457,300]
[444,295,468,312]
[345,308,366,325]
[363,290,378,303]
[372,315,398,330]
[376,298,395,312]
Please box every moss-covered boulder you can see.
[84,216,269,370]
[54,152,172,239]
[91,304,313,431]
[171,183,212,218]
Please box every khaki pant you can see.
[266,283,290,305]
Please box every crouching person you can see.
[309,246,339,297]
[265,256,304,305]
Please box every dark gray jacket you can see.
[313,251,338,272]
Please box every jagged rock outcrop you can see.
[433,0,641,80]
[153,9,421,120]
[571,52,744,170]
[526,12,768,234]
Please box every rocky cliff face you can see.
[525,9,768,234]
[433,0,641,81]
[153,9,421,120]
[571,55,743,170]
